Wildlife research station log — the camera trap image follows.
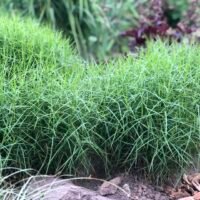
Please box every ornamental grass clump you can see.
[1,15,200,181]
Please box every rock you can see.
[24,176,114,200]
[178,197,194,200]
[194,192,200,200]
[99,177,122,196]
[122,183,131,197]
[155,193,161,200]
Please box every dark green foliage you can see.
[165,0,189,27]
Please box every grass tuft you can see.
[1,16,200,181]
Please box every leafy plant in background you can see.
[121,0,200,50]
[95,0,142,58]
[164,0,188,27]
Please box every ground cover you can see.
[1,16,200,184]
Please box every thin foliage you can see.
[1,16,200,181]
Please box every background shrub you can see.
[0,0,141,60]
[1,0,106,59]
[1,16,200,181]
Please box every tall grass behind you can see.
[1,16,200,180]
[1,0,140,60]
[1,0,105,59]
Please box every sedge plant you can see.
[1,15,200,182]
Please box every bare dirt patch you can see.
[23,174,170,199]
[22,173,200,200]
[75,175,169,200]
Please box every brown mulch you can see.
[165,173,200,200]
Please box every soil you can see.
[75,174,170,200]
[22,170,200,200]
[23,174,170,200]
